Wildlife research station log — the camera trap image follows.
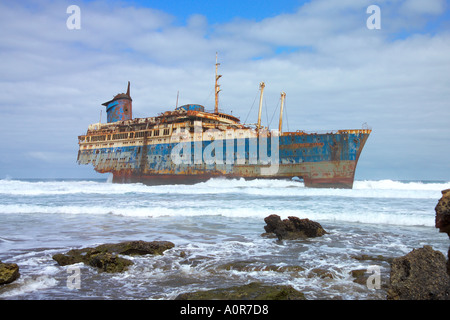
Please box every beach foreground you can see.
[1,178,449,300]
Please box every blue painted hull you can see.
[77,130,370,188]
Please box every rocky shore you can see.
[0,261,20,285]
[175,282,306,300]
[385,188,450,300]
[2,189,450,300]
[52,240,175,273]
[383,188,450,300]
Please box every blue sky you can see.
[0,0,449,181]
[131,0,309,23]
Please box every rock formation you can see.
[435,189,450,275]
[435,189,450,237]
[387,245,450,300]
[175,282,306,300]
[53,240,174,273]
[386,190,450,300]
[0,261,20,285]
[263,214,327,240]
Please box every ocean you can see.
[0,177,449,300]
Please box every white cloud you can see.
[0,0,449,180]
[401,0,445,15]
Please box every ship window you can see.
[90,135,106,142]
[154,130,160,136]
[163,129,170,135]
[135,131,148,138]
[112,133,128,140]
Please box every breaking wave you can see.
[0,178,448,199]
[0,178,448,227]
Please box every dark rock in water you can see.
[435,189,450,275]
[350,269,368,286]
[351,254,394,264]
[448,247,450,277]
[387,245,450,300]
[53,248,134,273]
[175,282,306,300]
[435,189,450,238]
[95,240,175,256]
[52,240,175,273]
[0,261,20,285]
[263,214,327,240]
[263,215,288,240]
[87,252,133,273]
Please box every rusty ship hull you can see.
[77,106,370,189]
[77,63,371,188]
[101,134,368,189]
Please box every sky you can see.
[0,0,449,181]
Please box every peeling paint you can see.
[77,81,371,188]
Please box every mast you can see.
[279,91,286,133]
[257,81,265,131]
[214,52,222,114]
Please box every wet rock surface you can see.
[175,282,306,300]
[263,214,327,240]
[52,240,175,273]
[435,189,450,237]
[435,189,450,275]
[387,245,450,300]
[0,261,20,285]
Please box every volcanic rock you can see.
[0,261,20,285]
[387,245,450,300]
[435,189,450,237]
[53,240,175,273]
[95,240,175,256]
[175,282,306,300]
[263,214,327,240]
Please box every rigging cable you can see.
[243,88,260,125]
[269,98,280,128]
